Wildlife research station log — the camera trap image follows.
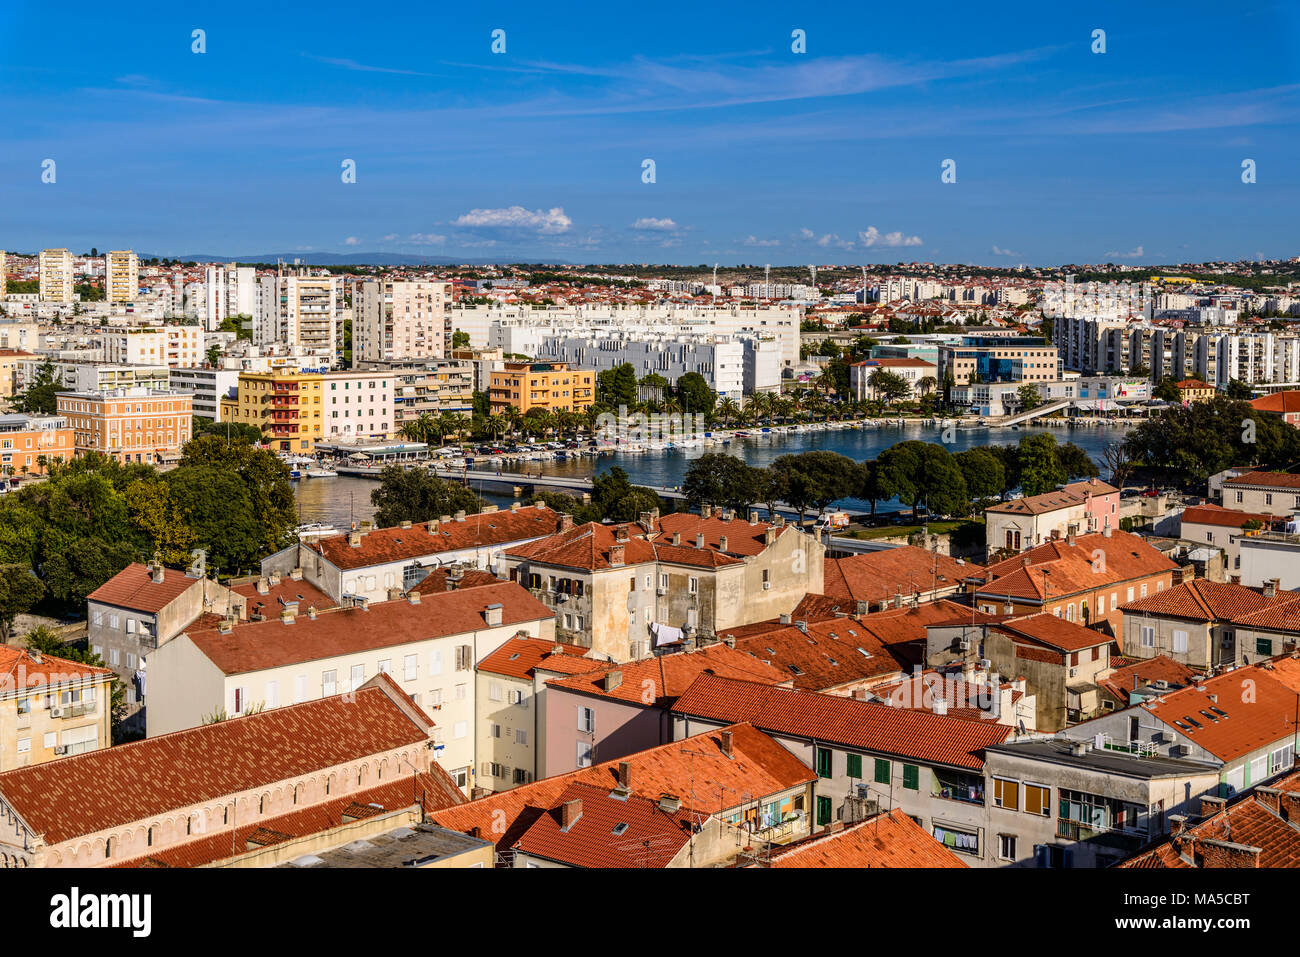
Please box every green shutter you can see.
[846,754,862,779]
[903,764,919,790]
[816,796,833,826]
[816,747,833,778]
[874,758,890,784]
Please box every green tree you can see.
[589,467,663,523]
[1017,433,1068,496]
[674,372,716,418]
[751,467,788,520]
[125,476,196,566]
[868,369,911,405]
[452,330,471,350]
[1056,441,1100,481]
[176,436,297,556]
[14,360,63,415]
[165,466,261,575]
[1225,379,1255,400]
[771,451,859,525]
[956,448,1007,501]
[1153,377,1181,402]
[0,564,44,643]
[876,441,968,520]
[682,454,758,512]
[596,364,638,409]
[1016,384,1042,411]
[192,416,264,445]
[857,459,889,516]
[369,467,485,528]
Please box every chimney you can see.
[400,520,412,529]
[1066,532,1076,547]
[440,514,452,524]
[616,761,632,791]
[307,605,318,620]
[408,591,421,605]
[560,798,583,831]
[559,513,574,532]
[748,510,759,524]
[639,509,659,532]
[933,698,948,715]
[484,603,503,627]
[720,730,733,757]
[256,577,270,596]
[696,533,705,549]
[658,793,681,813]
[764,527,776,546]
[779,613,791,625]
[349,530,362,547]
[1201,794,1227,818]
[856,600,868,616]
[723,634,735,648]
[1200,840,1262,868]
[511,501,520,512]
[609,543,625,567]
[455,510,466,522]
[1069,740,1090,756]
[1103,525,1113,538]
[672,531,681,546]
[280,609,294,625]
[217,618,233,635]
[719,535,729,553]
[289,567,303,581]
[701,505,712,519]
[151,562,165,585]
[604,670,623,692]
[1021,555,1031,566]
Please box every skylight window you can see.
[857,647,872,658]
[611,823,629,836]
[1183,715,1202,728]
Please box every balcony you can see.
[1056,818,1146,850]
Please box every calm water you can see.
[293,421,1133,527]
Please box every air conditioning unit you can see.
[656,587,668,596]
[958,639,970,651]
[762,582,771,590]
[53,745,67,755]
[50,707,63,718]
[979,659,991,670]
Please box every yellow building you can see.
[104,250,139,304]
[489,361,594,414]
[1176,379,1216,404]
[0,644,115,772]
[224,370,326,453]
[0,349,37,399]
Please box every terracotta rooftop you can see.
[672,674,1013,770]
[823,546,980,605]
[1223,471,1300,490]
[1097,655,1198,705]
[477,636,596,681]
[978,530,1178,601]
[733,618,909,691]
[545,643,788,706]
[1120,579,1300,623]
[184,582,553,675]
[0,676,434,846]
[0,645,115,693]
[992,612,1116,653]
[986,479,1118,517]
[1180,504,1275,530]
[766,809,967,868]
[86,562,201,614]
[232,576,336,620]
[1143,664,1300,762]
[310,505,562,571]
[1251,391,1300,415]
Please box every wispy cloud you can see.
[859,227,922,248]
[632,217,678,231]
[1104,245,1145,259]
[302,53,443,78]
[454,206,572,234]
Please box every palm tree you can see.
[917,375,938,397]
[486,414,508,441]
[717,397,741,427]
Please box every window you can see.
[264,680,278,708]
[815,747,833,778]
[1256,636,1274,656]
[16,737,30,754]
[350,664,365,690]
[998,834,1017,861]
[902,764,920,790]
[322,670,337,696]
[816,796,833,827]
[453,721,467,739]
[1140,584,1148,598]
[511,689,526,706]
[993,778,1020,809]
[576,740,593,768]
[846,754,862,779]
[1172,630,1188,654]
[1141,625,1155,648]
[489,722,501,738]
[429,648,443,676]
[232,687,247,714]
[1024,784,1050,816]
[489,682,502,702]
[455,683,466,700]
[578,706,594,733]
[404,654,418,681]
[874,758,890,784]
[378,659,392,676]
[516,729,527,746]
[688,577,697,594]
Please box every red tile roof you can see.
[672,674,1012,770]
[545,643,787,706]
[1143,665,1300,762]
[992,612,1114,653]
[1097,655,1198,705]
[1120,579,1300,623]
[408,567,503,596]
[986,479,1118,517]
[979,530,1177,601]
[0,645,114,692]
[733,618,908,691]
[232,576,336,619]
[429,723,813,854]
[1223,471,1300,491]
[767,809,967,868]
[510,781,695,868]
[86,562,202,614]
[1180,504,1274,530]
[1250,391,1300,415]
[184,582,552,675]
[311,505,562,571]
[0,676,434,846]
[823,546,981,605]
[477,636,596,681]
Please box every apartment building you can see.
[168,366,240,421]
[55,387,193,464]
[1221,471,1300,515]
[38,248,74,303]
[202,264,260,331]
[259,272,340,354]
[985,478,1120,557]
[501,509,825,661]
[0,412,74,475]
[0,350,36,399]
[21,359,169,394]
[355,280,452,363]
[102,325,204,368]
[103,250,138,304]
[974,529,1179,633]
[0,644,115,773]
[354,358,475,425]
[223,369,392,453]
[0,678,465,867]
[848,357,937,401]
[488,360,594,414]
[146,583,555,787]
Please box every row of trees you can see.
[680,433,1100,524]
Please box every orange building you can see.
[1250,390,1300,426]
[0,413,74,476]
[0,349,38,399]
[1176,379,1215,404]
[56,388,193,464]
[489,361,595,414]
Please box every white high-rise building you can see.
[355,280,451,365]
[0,250,6,301]
[39,249,74,303]
[103,250,139,304]
[257,272,340,357]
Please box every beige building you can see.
[0,644,115,773]
[0,350,37,399]
[104,250,139,304]
[1221,471,1300,515]
[56,387,193,464]
[502,508,825,662]
[146,582,555,794]
[39,248,74,303]
[356,280,452,364]
[103,326,204,368]
[0,412,74,476]
[269,273,340,355]
[222,369,393,453]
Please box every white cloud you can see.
[991,244,1019,257]
[631,217,678,231]
[454,205,572,234]
[743,235,781,247]
[344,236,362,246]
[799,227,816,240]
[1103,245,1145,259]
[407,233,447,245]
[859,226,923,248]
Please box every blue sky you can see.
[1,0,1298,265]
